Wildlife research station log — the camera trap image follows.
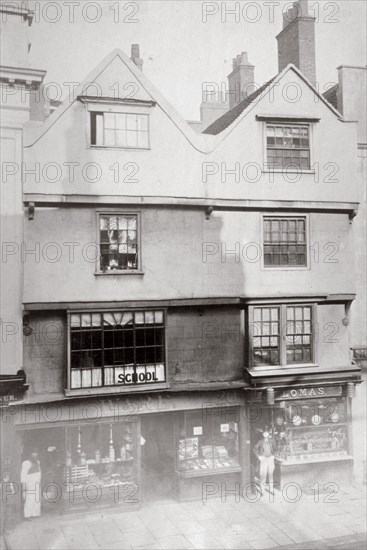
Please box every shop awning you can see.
[244,363,362,390]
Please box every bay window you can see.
[250,304,314,367]
[69,310,165,390]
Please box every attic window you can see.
[90,112,149,148]
[266,124,310,170]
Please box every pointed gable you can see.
[202,65,344,138]
[24,49,212,153]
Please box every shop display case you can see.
[272,397,350,465]
[175,409,241,477]
[65,421,139,509]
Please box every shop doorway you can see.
[20,427,66,515]
[141,413,175,501]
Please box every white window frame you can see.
[260,213,310,271]
[95,211,143,275]
[247,302,318,370]
[81,99,153,150]
[262,121,315,174]
[66,308,169,395]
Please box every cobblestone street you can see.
[2,484,366,550]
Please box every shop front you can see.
[16,417,140,515]
[247,381,359,492]
[174,406,243,501]
[5,389,247,523]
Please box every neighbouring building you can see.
[0,0,364,527]
[324,64,367,484]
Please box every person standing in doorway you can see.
[253,430,276,495]
[21,450,41,519]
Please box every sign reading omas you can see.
[276,386,343,400]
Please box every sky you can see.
[25,0,367,120]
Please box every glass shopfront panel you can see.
[66,421,138,492]
[175,409,240,476]
[272,397,348,464]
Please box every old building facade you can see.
[0,0,364,525]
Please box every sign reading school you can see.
[116,364,165,385]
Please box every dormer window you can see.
[266,123,310,170]
[90,112,149,148]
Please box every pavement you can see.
[1,484,366,550]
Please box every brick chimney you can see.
[227,51,255,110]
[131,44,143,71]
[276,0,316,86]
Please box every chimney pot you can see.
[227,51,255,110]
[131,43,143,71]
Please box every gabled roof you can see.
[24,49,213,153]
[203,64,344,137]
[203,77,276,135]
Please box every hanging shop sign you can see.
[275,385,343,401]
[0,371,29,408]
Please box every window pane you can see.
[137,115,148,131]
[126,131,138,147]
[115,130,126,147]
[286,306,313,364]
[264,217,307,267]
[104,129,115,147]
[115,113,126,129]
[127,114,137,130]
[104,113,116,129]
[251,307,280,365]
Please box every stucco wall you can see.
[23,207,355,303]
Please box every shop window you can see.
[263,217,307,267]
[99,214,139,272]
[175,409,240,476]
[90,112,149,148]
[66,422,138,496]
[250,304,314,367]
[271,397,349,464]
[69,310,165,390]
[266,123,310,170]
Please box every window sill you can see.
[89,145,150,151]
[95,270,145,276]
[262,169,315,174]
[262,265,309,271]
[65,382,170,397]
[249,363,318,372]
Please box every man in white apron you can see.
[21,451,41,519]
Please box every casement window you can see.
[266,124,310,170]
[69,310,165,390]
[250,304,314,367]
[99,214,139,272]
[90,112,149,148]
[263,216,307,267]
